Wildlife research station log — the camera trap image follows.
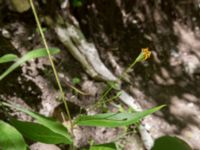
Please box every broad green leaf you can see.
[75,105,165,127]
[10,119,70,144]
[0,120,27,150]
[0,54,18,64]
[151,136,192,150]
[3,103,72,144]
[0,48,60,80]
[89,143,116,150]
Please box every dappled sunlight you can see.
[74,0,200,149]
[0,0,199,149]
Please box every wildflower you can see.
[119,48,151,80]
[142,48,151,60]
[135,48,151,63]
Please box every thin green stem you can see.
[98,59,138,105]
[119,59,138,81]
[95,91,122,109]
[29,0,72,129]
[98,85,113,101]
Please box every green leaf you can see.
[72,77,81,85]
[72,0,83,7]
[107,81,120,90]
[10,119,71,144]
[0,48,60,80]
[75,105,165,127]
[0,54,18,64]
[151,136,192,150]
[36,27,47,33]
[0,120,27,150]
[89,143,116,150]
[3,103,72,144]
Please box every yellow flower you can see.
[135,48,151,63]
[142,48,151,60]
[122,48,152,77]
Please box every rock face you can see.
[30,143,61,150]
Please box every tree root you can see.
[55,25,117,81]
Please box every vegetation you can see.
[0,0,197,150]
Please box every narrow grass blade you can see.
[75,105,165,127]
[0,48,60,80]
[0,54,18,63]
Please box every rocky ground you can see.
[0,1,200,150]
